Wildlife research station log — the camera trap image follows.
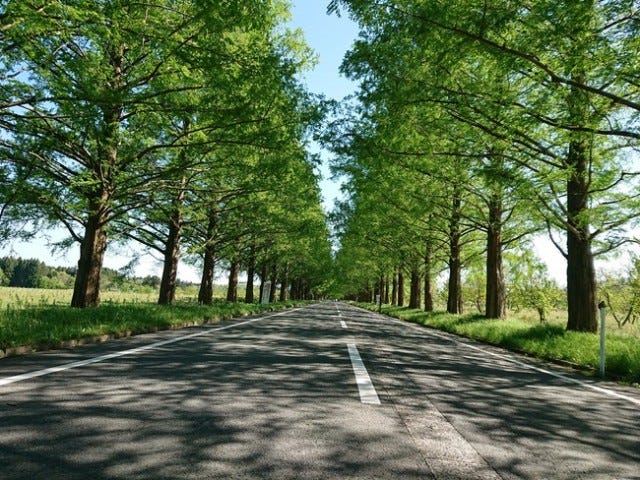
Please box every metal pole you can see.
[598,301,606,378]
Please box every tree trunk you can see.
[424,240,434,312]
[226,260,239,302]
[397,269,405,307]
[71,198,108,308]
[258,263,269,303]
[384,275,390,304]
[409,266,421,309]
[158,184,186,305]
[279,264,289,301]
[376,275,384,304]
[485,192,506,319]
[269,263,278,303]
[447,191,463,314]
[244,245,256,303]
[198,247,215,305]
[198,208,217,305]
[158,217,181,305]
[566,138,597,332]
[391,272,398,305]
[565,74,597,332]
[290,278,300,300]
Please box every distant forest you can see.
[0,257,191,290]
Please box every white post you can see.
[598,301,606,378]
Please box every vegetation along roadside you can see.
[0,300,309,359]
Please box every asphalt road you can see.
[0,302,638,479]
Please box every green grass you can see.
[357,303,640,385]
[0,285,229,308]
[0,299,308,353]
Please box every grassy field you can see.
[0,286,306,355]
[0,285,232,307]
[356,303,640,385]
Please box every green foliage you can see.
[328,0,640,331]
[600,257,640,329]
[1,0,329,306]
[0,300,308,352]
[505,250,565,322]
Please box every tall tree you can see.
[329,0,640,331]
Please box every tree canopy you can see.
[0,0,332,306]
[327,0,640,332]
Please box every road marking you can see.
[340,320,347,329]
[373,310,640,408]
[457,336,640,407]
[347,343,380,405]
[0,308,300,388]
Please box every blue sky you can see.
[290,2,358,101]
[289,1,359,211]
[0,2,360,279]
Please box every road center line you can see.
[347,343,380,405]
[0,308,300,388]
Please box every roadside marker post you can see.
[261,281,271,305]
[599,301,606,378]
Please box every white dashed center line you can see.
[340,320,347,329]
[347,343,380,405]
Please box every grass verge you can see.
[0,300,309,356]
[356,303,640,385]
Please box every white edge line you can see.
[372,310,640,407]
[0,307,300,388]
[347,343,380,405]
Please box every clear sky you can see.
[289,1,359,211]
[290,2,358,100]
[0,1,360,281]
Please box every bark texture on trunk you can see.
[258,263,269,303]
[279,265,289,302]
[485,193,506,319]
[198,249,215,305]
[397,269,405,307]
[409,267,421,309]
[245,246,256,303]
[291,278,301,300]
[424,240,434,312]
[226,260,239,302]
[565,76,597,332]
[158,190,185,305]
[447,192,463,314]
[566,138,597,332]
[269,264,278,303]
[158,219,181,305]
[384,275,390,304]
[71,202,108,308]
[391,273,398,306]
[198,209,217,305]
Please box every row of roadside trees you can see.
[0,1,333,307]
[326,0,640,332]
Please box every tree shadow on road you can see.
[0,303,433,479]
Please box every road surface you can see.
[1,302,638,479]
